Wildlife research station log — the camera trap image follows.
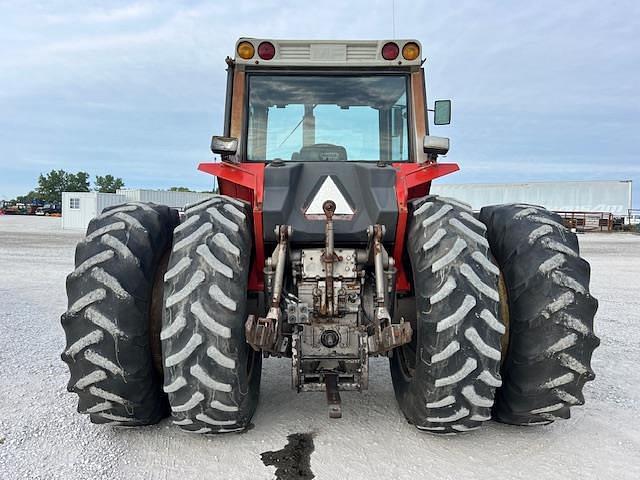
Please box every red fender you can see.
[391,162,460,292]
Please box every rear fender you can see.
[392,162,459,292]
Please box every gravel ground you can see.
[1,215,639,480]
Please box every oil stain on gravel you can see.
[261,432,315,480]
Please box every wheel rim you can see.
[396,297,419,382]
[497,270,510,364]
[148,249,170,379]
[397,342,417,382]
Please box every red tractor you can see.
[61,39,598,434]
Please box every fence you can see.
[555,211,614,232]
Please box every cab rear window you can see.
[246,75,409,162]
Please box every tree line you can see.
[13,170,125,204]
[11,170,211,205]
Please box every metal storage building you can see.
[431,180,632,215]
[62,189,214,230]
[114,189,215,208]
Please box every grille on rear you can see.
[279,43,312,60]
[277,42,379,62]
[346,44,378,61]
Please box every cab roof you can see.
[234,38,423,67]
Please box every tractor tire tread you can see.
[61,202,178,425]
[162,195,261,434]
[479,203,599,425]
[391,195,504,434]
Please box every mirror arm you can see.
[222,154,240,164]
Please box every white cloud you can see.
[42,3,153,25]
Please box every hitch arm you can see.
[367,224,413,355]
[246,225,290,353]
[372,224,392,326]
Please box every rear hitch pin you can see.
[321,200,337,317]
[325,373,342,419]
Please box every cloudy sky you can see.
[1,1,638,206]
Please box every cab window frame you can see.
[242,69,415,163]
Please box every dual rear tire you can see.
[391,196,599,432]
[61,197,260,432]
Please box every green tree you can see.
[36,170,66,203]
[36,170,90,203]
[67,171,91,192]
[170,186,192,192]
[95,174,125,193]
[15,190,42,204]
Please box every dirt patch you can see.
[261,432,315,480]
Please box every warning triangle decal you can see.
[305,176,354,215]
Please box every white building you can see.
[62,189,214,230]
[62,192,127,230]
[431,180,632,215]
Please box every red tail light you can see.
[382,42,399,60]
[258,41,276,60]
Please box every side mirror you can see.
[423,135,450,156]
[433,100,451,125]
[211,136,238,157]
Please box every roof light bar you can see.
[233,39,423,66]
